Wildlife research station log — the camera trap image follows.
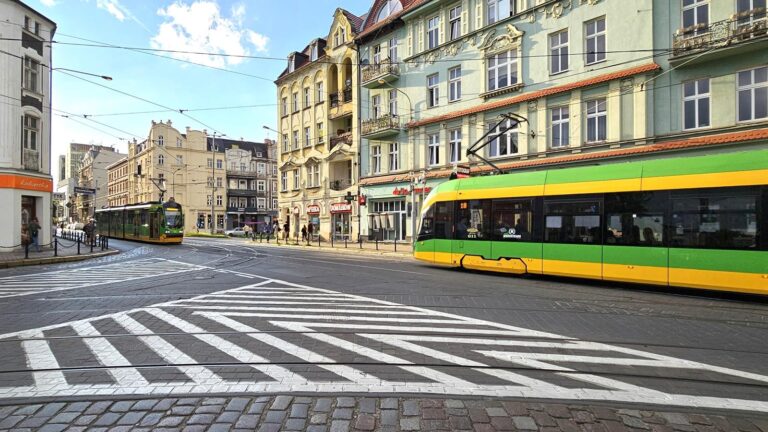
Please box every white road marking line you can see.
[71,322,149,387]
[203,312,472,325]
[179,299,419,309]
[179,306,428,315]
[267,321,544,336]
[20,332,67,387]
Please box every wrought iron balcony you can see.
[329,132,352,149]
[672,11,768,58]
[329,92,340,108]
[343,88,353,103]
[329,179,354,191]
[361,59,400,89]
[226,169,256,177]
[361,115,401,139]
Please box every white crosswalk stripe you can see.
[0,268,767,413]
[0,258,207,299]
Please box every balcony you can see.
[226,169,256,177]
[227,189,256,197]
[329,88,353,119]
[226,206,264,214]
[361,115,401,139]
[330,132,352,150]
[329,179,354,191]
[361,59,400,89]
[671,12,768,62]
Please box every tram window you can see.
[434,201,454,239]
[670,188,758,249]
[417,205,435,240]
[455,200,491,240]
[492,200,533,241]
[605,192,666,246]
[544,200,601,244]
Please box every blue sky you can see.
[31,0,367,185]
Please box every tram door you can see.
[150,211,160,239]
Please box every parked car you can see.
[225,227,246,237]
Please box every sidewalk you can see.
[0,394,765,432]
[233,235,413,257]
[0,237,118,269]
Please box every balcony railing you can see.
[330,132,352,149]
[361,59,400,88]
[343,88,353,103]
[226,169,256,177]
[361,115,401,139]
[329,92,340,108]
[329,179,354,191]
[672,11,767,57]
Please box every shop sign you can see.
[307,204,321,214]
[392,187,431,196]
[0,174,53,192]
[53,192,66,201]
[455,164,471,178]
[330,202,352,213]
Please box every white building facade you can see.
[0,0,56,250]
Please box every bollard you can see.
[394,236,397,252]
[359,234,362,249]
[77,237,81,255]
[344,236,347,248]
[375,236,379,251]
[331,234,334,248]
[24,242,29,259]
[318,234,321,248]
[54,238,58,257]
[267,233,270,243]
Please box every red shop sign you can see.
[392,187,432,196]
[307,204,321,214]
[330,202,352,213]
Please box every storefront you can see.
[360,179,443,242]
[330,202,352,240]
[0,173,52,251]
[307,204,320,239]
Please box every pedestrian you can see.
[307,223,314,240]
[301,225,307,241]
[83,219,94,245]
[28,217,41,252]
[283,221,289,240]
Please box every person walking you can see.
[28,218,41,252]
[283,221,289,241]
[307,223,314,241]
[301,225,307,242]
[83,219,95,245]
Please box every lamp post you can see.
[52,68,113,81]
[209,132,225,234]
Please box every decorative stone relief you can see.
[479,24,525,53]
[620,78,635,95]
[527,100,538,111]
[581,0,600,5]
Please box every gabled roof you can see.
[341,9,366,33]
[275,38,327,82]
[357,0,429,40]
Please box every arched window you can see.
[158,135,164,146]
[158,154,164,165]
[376,0,402,22]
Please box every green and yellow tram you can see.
[95,200,184,244]
[414,150,768,295]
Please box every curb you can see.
[0,249,120,269]
[229,239,413,258]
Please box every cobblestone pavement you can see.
[0,395,766,432]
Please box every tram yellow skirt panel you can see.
[602,263,668,286]
[669,268,768,295]
[543,259,603,280]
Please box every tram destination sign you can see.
[74,187,96,195]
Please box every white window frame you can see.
[316,82,324,102]
[292,130,299,150]
[292,92,299,112]
[158,154,164,166]
[23,57,39,93]
[310,43,319,61]
[449,5,462,40]
[427,74,439,108]
[304,87,310,107]
[389,37,398,61]
[682,78,710,130]
[449,66,462,102]
[176,155,183,165]
[550,30,569,75]
[282,134,289,152]
[428,133,440,166]
[216,159,223,169]
[176,137,182,147]
[389,142,400,171]
[281,171,288,191]
[292,169,300,190]
[317,122,324,143]
[372,145,382,174]
[281,97,287,116]
[427,16,440,49]
[157,135,164,146]
[488,118,519,158]
[585,17,606,65]
[449,129,462,163]
[304,127,311,147]
[586,99,608,141]
[388,89,398,115]
[682,0,709,35]
[487,0,511,25]
[372,94,382,118]
[22,114,38,150]
[737,66,768,122]
[373,45,382,64]
[550,106,570,148]
[736,0,766,26]
[487,50,518,91]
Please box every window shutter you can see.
[439,10,445,45]
[476,0,483,29]
[462,0,470,34]
[406,23,414,57]
[417,19,424,52]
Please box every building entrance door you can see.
[21,196,36,226]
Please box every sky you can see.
[27,0,368,188]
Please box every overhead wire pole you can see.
[209,133,225,234]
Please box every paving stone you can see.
[491,416,517,431]
[215,411,240,423]
[651,425,675,432]
[37,424,68,432]
[423,408,447,420]
[153,399,177,411]
[336,397,356,408]
[603,420,630,432]
[117,411,145,426]
[138,412,163,427]
[37,402,66,417]
[332,408,353,420]
[171,406,196,415]
[235,414,261,428]
[355,414,376,431]
[63,402,91,413]
[473,424,496,432]
[131,400,159,411]
[197,405,224,415]
[307,426,328,432]
[92,413,121,427]
[14,404,42,416]
[421,399,443,408]
[285,418,307,430]
[271,396,293,410]
[530,411,557,427]
[248,403,267,414]
[381,410,398,426]
[177,398,200,406]
[513,416,540,431]
[107,426,134,432]
[311,413,328,424]
[181,426,207,432]
[592,407,620,422]
[400,417,420,431]
[202,398,227,406]
[49,412,80,424]
[468,408,490,423]
[108,401,134,413]
[574,410,597,424]
[581,423,608,432]
[421,419,451,430]
[544,404,570,419]
[619,410,642,418]
[380,398,398,410]
[502,401,529,416]
[450,416,473,429]
[290,403,309,418]
[486,407,508,417]
[65,427,87,432]
[314,398,333,412]
[225,398,250,412]
[157,416,185,427]
[622,415,651,430]
[187,414,216,425]
[330,419,350,432]
[0,405,16,418]
[660,413,692,425]
[84,403,112,418]
[295,397,313,404]
[209,424,234,432]
[264,410,286,423]
[688,415,713,426]
[644,416,668,425]
[556,418,581,432]
[448,408,469,416]
[446,400,465,409]
[74,414,98,426]
[359,398,376,414]
[403,400,420,416]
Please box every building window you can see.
[550,30,569,75]
[216,177,222,187]
[281,171,288,191]
[683,78,710,130]
[427,16,440,49]
[488,118,518,157]
[292,92,299,112]
[176,155,183,165]
[736,0,766,26]
[207,158,213,168]
[158,154,164,165]
[307,164,320,187]
[176,137,182,147]
[372,145,382,174]
[373,45,382,64]
[388,89,398,115]
[682,0,709,35]
[372,94,382,118]
[428,133,440,166]
[585,17,606,65]
[586,99,608,141]
[216,159,222,169]
[282,134,289,152]
[449,66,461,102]
[257,180,266,192]
[449,5,462,40]
[157,135,164,146]
[317,122,324,143]
[551,107,570,148]
[22,115,38,150]
[487,0,511,25]
[487,51,518,91]
[292,169,300,189]
[427,74,439,108]
[389,142,400,171]
[737,66,767,122]
[292,130,299,149]
[207,195,212,206]
[449,129,461,163]
[288,55,295,73]
[281,97,287,115]
[304,127,311,147]
[23,57,39,93]
[310,43,319,61]
[389,37,398,61]
[240,163,247,172]
[316,82,324,102]
[257,163,265,174]
[216,195,222,206]
[304,87,310,107]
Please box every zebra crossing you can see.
[0,258,207,299]
[1,269,767,412]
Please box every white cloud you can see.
[94,0,148,30]
[151,1,270,68]
[40,0,57,7]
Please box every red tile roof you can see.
[342,9,366,33]
[357,0,429,39]
[406,63,662,129]
[359,127,768,186]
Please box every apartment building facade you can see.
[356,0,768,242]
[275,8,364,240]
[56,143,116,223]
[0,0,56,250]
[75,147,124,220]
[106,157,129,207]
[220,139,278,231]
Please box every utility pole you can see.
[210,133,221,234]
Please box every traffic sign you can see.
[52,192,66,201]
[74,187,96,195]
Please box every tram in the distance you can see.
[95,199,184,244]
[414,150,768,295]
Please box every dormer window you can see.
[376,0,403,23]
[335,29,347,47]
[310,43,319,61]
[288,55,295,73]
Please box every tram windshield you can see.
[165,209,184,228]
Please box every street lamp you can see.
[53,68,113,81]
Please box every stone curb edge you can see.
[0,249,120,269]
[219,238,413,259]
